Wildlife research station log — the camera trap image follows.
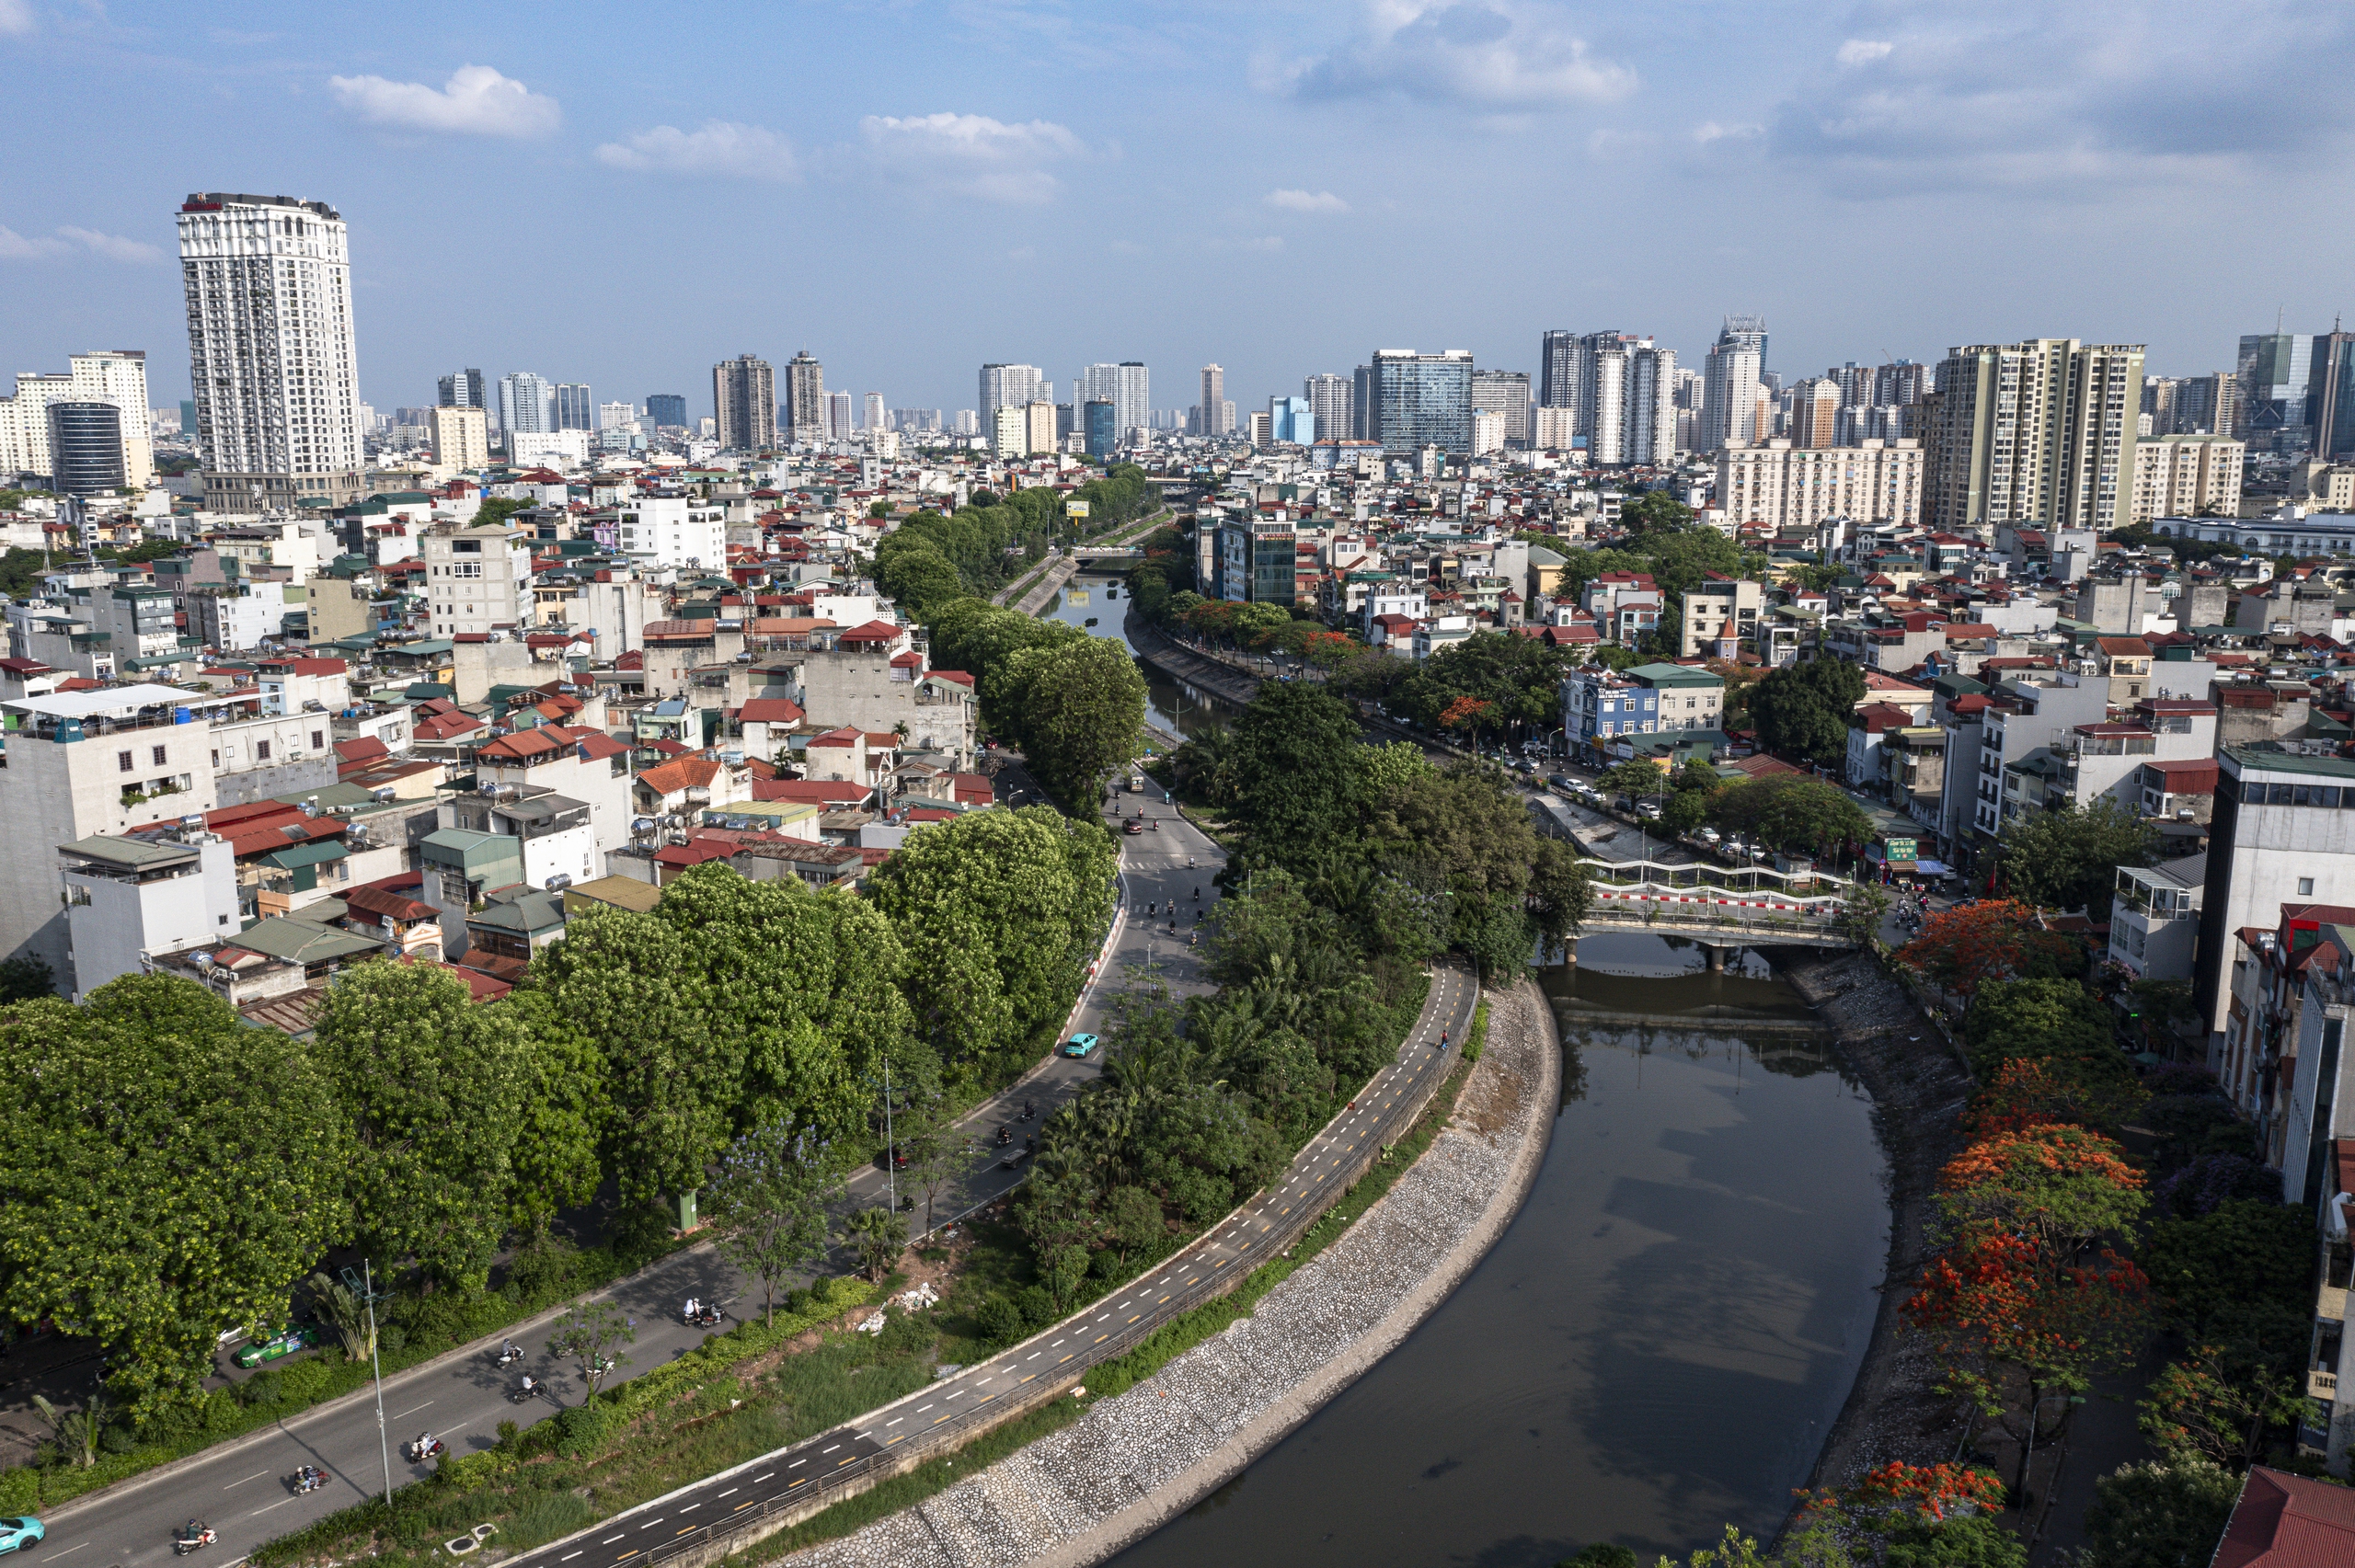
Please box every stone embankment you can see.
[782,977,1561,1568]
[1120,615,1263,709]
[1772,947,1976,1495]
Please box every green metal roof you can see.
[61,834,197,870]
[227,916,382,965]
[260,841,349,869]
[1625,661,1724,687]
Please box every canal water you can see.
[1107,933,1888,1568]
[1044,573,1231,745]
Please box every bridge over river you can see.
[1571,856,1865,961]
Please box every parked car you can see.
[1063,1033,1101,1059]
[0,1518,43,1555]
[1697,828,1721,844]
[234,1325,317,1368]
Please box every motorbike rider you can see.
[520,1373,538,1398]
[414,1432,435,1458]
[185,1519,204,1539]
[684,1296,698,1320]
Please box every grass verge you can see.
[728,1047,1480,1562]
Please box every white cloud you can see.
[0,0,34,36]
[1270,3,1635,109]
[327,64,560,139]
[1265,188,1349,212]
[1773,0,2355,195]
[1690,120,1762,145]
[0,224,159,263]
[856,112,1084,204]
[597,121,799,181]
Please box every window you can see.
[311,730,324,750]
[152,744,167,766]
[257,740,271,761]
[118,750,132,773]
[2300,878,2316,897]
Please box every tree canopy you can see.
[1750,658,1867,764]
[1999,797,2159,914]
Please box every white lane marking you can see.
[756,1471,776,1482]
[679,1504,699,1512]
[640,1519,665,1529]
[560,1553,583,1562]
[224,1471,270,1490]
[48,1545,87,1559]
[718,1489,739,1499]
[603,1535,626,1544]
[250,1498,297,1515]
[391,1401,433,1419]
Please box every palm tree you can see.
[842,1206,909,1284]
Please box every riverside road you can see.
[499,962,1478,1568]
[27,765,1223,1568]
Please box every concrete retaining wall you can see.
[778,977,1561,1568]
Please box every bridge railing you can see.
[1583,888,1855,941]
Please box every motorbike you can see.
[494,1344,523,1368]
[1149,819,1158,831]
[994,1125,1012,1147]
[685,1305,723,1329]
[510,1379,541,1404]
[290,1465,327,1494]
[1020,1099,1035,1121]
[173,1527,217,1556]
[404,1436,444,1464]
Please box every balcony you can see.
[2311,1368,2338,1402]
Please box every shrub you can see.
[376,1325,408,1356]
[2153,1154,2279,1219]
[1015,1285,1055,1330]
[238,1371,284,1408]
[506,1491,594,1550]
[975,1295,1023,1345]
[876,1310,936,1362]
[552,1402,612,1457]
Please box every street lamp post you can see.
[364,1258,391,1505]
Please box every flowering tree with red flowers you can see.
[1963,1058,2149,1140]
[1894,900,2077,1000]
[1844,1459,2010,1520]
[1299,630,1360,674]
[1904,1230,2152,1494]
[1439,695,1499,742]
[1938,1124,2146,1276]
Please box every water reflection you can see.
[1106,936,1886,1568]
[1043,573,1234,744]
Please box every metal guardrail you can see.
[605,966,1475,1568]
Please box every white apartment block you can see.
[1926,338,2143,532]
[0,351,155,488]
[617,493,726,571]
[178,193,364,510]
[1717,439,1925,531]
[423,522,534,637]
[58,828,241,1001]
[993,405,1027,459]
[2131,433,2245,524]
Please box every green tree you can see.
[316,962,531,1291]
[498,990,607,1240]
[1227,681,1367,866]
[0,954,55,1002]
[31,1390,109,1469]
[1597,759,1670,803]
[997,636,1147,809]
[2079,1458,2238,1568]
[1999,797,2160,913]
[2139,1341,2306,1471]
[843,1206,909,1283]
[1102,1185,1166,1265]
[866,806,1117,1072]
[704,1120,840,1324]
[1751,658,1867,764]
[546,1299,634,1403]
[2140,1199,2315,1339]
[0,976,351,1416]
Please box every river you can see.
[1105,933,1889,1568]
[1043,572,1233,745]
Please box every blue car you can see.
[0,1516,45,1554]
[1063,1033,1100,1059]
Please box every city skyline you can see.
[6,2,2355,416]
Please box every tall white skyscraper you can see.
[177,191,365,509]
[500,372,555,435]
[1305,373,1352,442]
[1701,316,1767,452]
[824,391,854,441]
[1077,362,1150,441]
[863,393,886,435]
[1470,369,1532,447]
[1574,333,1675,466]
[980,364,1045,418]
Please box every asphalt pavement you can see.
[29,761,1217,1568]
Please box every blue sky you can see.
[6,0,2351,420]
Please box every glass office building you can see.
[1370,349,1473,454]
[1084,399,1117,458]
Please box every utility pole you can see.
[365,1258,392,1505]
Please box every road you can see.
[500,962,1478,1568]
[29,767,1221,1568]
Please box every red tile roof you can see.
[638,755,720,795]
[2214,1467,2355,1568]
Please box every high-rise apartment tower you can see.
[178,191,365,509]
[713,354,775,451]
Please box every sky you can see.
[6,0,2354,422]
